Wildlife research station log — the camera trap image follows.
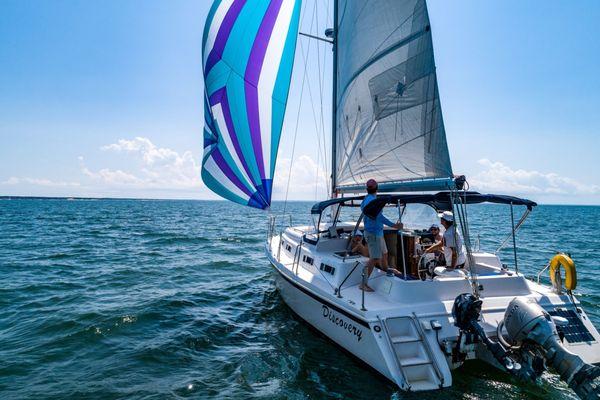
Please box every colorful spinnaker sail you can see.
[201,0,302,209]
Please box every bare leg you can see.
[381,252,389,270]
[359,258,377,292]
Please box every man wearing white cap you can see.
[425,211,466,269]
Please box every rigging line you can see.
[282,1,314,215]
[301,1,328,194]
[314,137,321,200]
[312,0,326,198]
[315,0,331,199]
[317,0,330,197]
[302,64,328,186]
[316,0,330,197]
[313,0,323,200]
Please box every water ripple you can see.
[0,200,595,399]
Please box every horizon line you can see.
[1,195,598,207]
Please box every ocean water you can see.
[1,199,598,399]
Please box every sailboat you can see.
[200,0,600,397]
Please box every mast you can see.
[330,0,338,197]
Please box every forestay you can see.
[335,0,453,193]
[201,0,302,209]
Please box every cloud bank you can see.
[80,137,202,190]
[469,159,600,198]
[3,139,599,204]
[273,154,329,201]
[2,177,80,187]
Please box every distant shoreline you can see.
[0,195,598,207]
[0,196,307,203]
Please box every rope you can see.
[451,189,480,298]
[282,0,314,215]
[316,0,331,198]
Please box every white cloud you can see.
[272,154,329,200]
[83,139,330,200]
[2,177,20,185]
[1,176,80,187]
[80,137,202,190]
[469,159,600,197]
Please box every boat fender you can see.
[549,253,577,292]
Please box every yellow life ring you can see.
[549,253,577,291]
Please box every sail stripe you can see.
[258,0,295,180]
[210,93,257,192]
[244,0,284,183]
[205,0,246,75]
[209,148,255,198]
[270,0,301,176]
[203,0,229,60]
[208,88,256,187]
[202,156,249,203]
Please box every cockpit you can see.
[308,192,537,281]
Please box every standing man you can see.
[425,211,466,269]
[360,179,402,291]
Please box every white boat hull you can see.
[264,225,600,393]
[270,260,395,383]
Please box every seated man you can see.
[350,231,369,257]
[425,211,466,270]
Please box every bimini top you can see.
[310,192,537,215]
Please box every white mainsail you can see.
[334,0,453,193]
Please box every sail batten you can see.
[334,0,453,193]
[201,0,302,209]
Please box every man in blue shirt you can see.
[360,179,402,291]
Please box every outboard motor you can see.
[503,297,600,400]
[452,294,520,372]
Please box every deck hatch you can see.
[548,309,595,343]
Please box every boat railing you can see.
[267,213,294,252]
[536,262,551,285]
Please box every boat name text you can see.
[322,305,363,342]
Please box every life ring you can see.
[549,253,577,291]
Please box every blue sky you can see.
[1,0,599,204]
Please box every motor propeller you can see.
[503,297,600,400]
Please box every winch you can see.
[452,294,600,399]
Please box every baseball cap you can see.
[438,211,454,222]
[366,179,378,190]
[354,230,364,237]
